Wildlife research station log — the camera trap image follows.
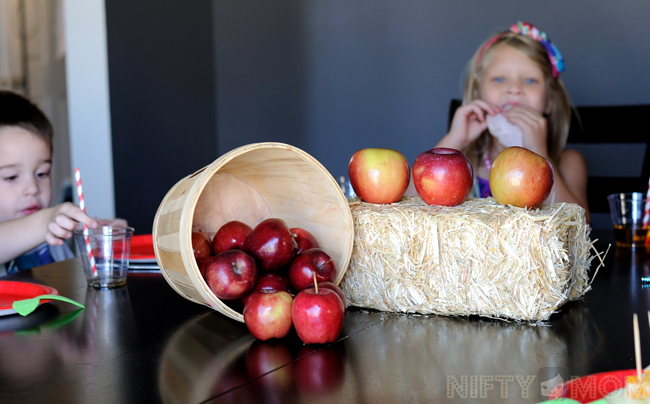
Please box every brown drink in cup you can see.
[608,193,648,249]
[613,224,648,248]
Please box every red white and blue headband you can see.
[477,21,565,78]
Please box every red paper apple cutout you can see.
[243,289,294,340]
[288,248,337,292]
[192,231,213,262]
[213,220,253,254]
[348,148,410,204]
[292,280,345,344]
[243,218,298,272]
[489,146,554,209]
[412,147,473,206]
[204,250,257,300]
[290,227,320,255]
[241,272,290,306]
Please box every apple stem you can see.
[313,272,318,293]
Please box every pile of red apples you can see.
[192,218,347,344]
[348,146,554,209]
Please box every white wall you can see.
[63,0,114,219]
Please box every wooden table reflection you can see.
[0,231,649,403]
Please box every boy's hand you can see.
[44,203,97,246]
[442,100,501,149]
[96,218,129,228]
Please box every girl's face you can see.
[0,126,52,222]
[479,44,551,114]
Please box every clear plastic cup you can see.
[607,193,648,248]
[74,226,135,288]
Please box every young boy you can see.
[0,90,99,275]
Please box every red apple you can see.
[243,218,298,272]
[489,146,554,209]
[243,290,293,340]
[294,345,345,394]
[310,281,348,313]
[412,147,473,206]
[288,248,337,292]
[241,272,290,306]
[290,227,320,255]
[348,148,410,204]
[213,220,253,254]
[197,257,211,278]
[205,250,257,300]
[292,282,345,344]
[192,231,213,262]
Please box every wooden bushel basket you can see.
[153,142,354,322]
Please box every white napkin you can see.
[486,113,523,148]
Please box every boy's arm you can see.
[0,203,97,264]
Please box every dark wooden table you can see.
[0,230,648,404]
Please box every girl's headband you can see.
[477,21,565,78]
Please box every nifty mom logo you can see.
[446,367,624,400]
[446,375,538,399]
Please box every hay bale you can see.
[340,196,597,321]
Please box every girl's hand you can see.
[439,100,501,150]
[502,105,548,157]
[44,203,97,246]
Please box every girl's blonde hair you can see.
[462,31,571,169]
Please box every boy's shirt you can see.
[0,243,74,276]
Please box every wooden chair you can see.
[448,100,650,229]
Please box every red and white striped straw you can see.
[74,168,97,275]
[643,179,650,227]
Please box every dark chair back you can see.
[566,104,650,228]
[448,100,650,229]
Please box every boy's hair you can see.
[0,90,54,151]
[462,31,571,168]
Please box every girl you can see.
[437,22,590,222]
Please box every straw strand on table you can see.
[74,168,97,275]
[643,179,650,227]
[634,313,642,379]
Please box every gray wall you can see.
[107,0,650,232]
[215,1,650,181]
[106,0,217,232]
